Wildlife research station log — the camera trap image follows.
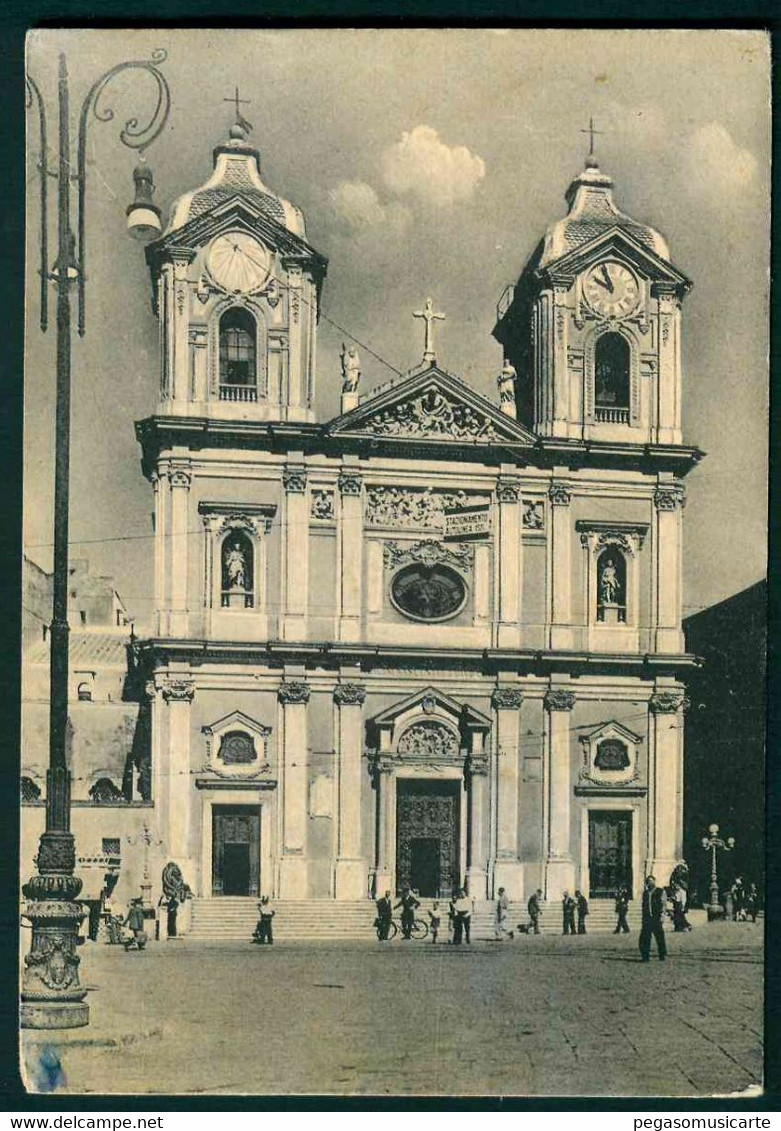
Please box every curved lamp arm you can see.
[76,48,171,336]
[25,74,49,333]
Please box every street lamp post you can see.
[22,49,171,1030]
[700,823,735,922]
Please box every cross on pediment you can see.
[580,115,603,158]
[413,297,446,365]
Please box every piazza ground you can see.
[21,923,763,1098]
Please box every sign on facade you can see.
[443,503,491,542]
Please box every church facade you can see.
[134,119,701,909]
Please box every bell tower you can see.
[145,117,327,424]
[494,155,691,447]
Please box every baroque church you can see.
[132,113,700,922]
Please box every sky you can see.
[24,29,770,633]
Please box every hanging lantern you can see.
[126,160,162,240]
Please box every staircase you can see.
[188,897,636,942]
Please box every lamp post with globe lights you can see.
[701,824,735,921]
[22,49,171,1030]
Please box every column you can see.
[334,683,368,900]
[653,485,685,654]
[647,690,685,882]
[552,284,570,435]
[548,480,573,650]
[168,463,191,637]
[160,676,195,873]
[466,751,490,899]
[373,763,394,896]
[495,474,521,649]
[338,468,364,643]
[544,689,576,898]
[152,470,166,637]
[278,680,310,898]
[281,463,308,641]
[491,688,524,897]
[655,290,681,445]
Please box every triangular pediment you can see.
[146,197,327,280]
[539,227,691,293]
[202,709,271,738]
[578,719,643,746]
[326,364,537,448]
[371,686,491,730]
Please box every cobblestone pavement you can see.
[21,924,763,1098]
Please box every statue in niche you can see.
[523,501,544,530]
[340,342,361,393]
[497,359,517,404]
[225,542,247,590]
[599,556,620,605]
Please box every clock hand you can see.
[600,265,614,293]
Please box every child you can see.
[428,901,441,944]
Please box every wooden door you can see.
[212,805,260,896]
[588,810,632,898]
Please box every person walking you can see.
[166,894,179,940]
[639,875,667,962]
[614,887,630,934]
[252,895,275,944]
[428,901,441,944]
[745,883,760,923]
[123,897,147,951]
[495,887,512,940]
[575,890,589,934]
[731,877,746,921]
[562,891,576,935]
[672,886,692,932]
[527,889,543,934]
[395,886,420,940]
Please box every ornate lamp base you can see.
[21,1001,89,1029]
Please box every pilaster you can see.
[160,676,195,870]
[653,484,685,653]
[466,755,490,899]
[278,680,310,898]
[168,464,192,637]
[548,480,574,649]
[646,689,685,882]
[333,683,368,900]
[491,687,524,898]
[495,476,522,649]
[338,468,364,643]
[374,764,395,897]
[544,688,576,898]
[281,462,309,642]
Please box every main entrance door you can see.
[396,780,460,897]
[212,805,260,896]
[588,810,632,898]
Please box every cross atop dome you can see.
[223,85,253,136]
[580,115,603,160]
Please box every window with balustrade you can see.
[594,332,630,423]
[218,308,258,401]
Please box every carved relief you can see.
[310,490,335,521]
[338,471,363,496]
[522,500,545,530]
[283,467,307,494]
[383,539,473,573]
[545,690,576,712]
[367,387,500,441]
[161,679,195,703]
[492,688,523,710]
[654,486,685,511]
[496,479,521,503]
[278,681,311,705]
[334,683,366,706]
[396,721,459,760]
[549,484,572,507]
[365,486,488,530]
[649,691,686,714]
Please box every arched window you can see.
[596,548,627,623]
[594,333,630,423]
[77,682,92,702]
[221,529,255,608]
[219,308,257,400]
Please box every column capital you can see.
[161,678,195,703]
[466,756,490,778]
[168,465,192,490]
[548,483,572,507]
[654,486,686,511]
[545,689,575,712]
[283,466,307,494]
[649,691,686,714]
[334,683,366,706]
[279,680,311,705]
[492,687,523,710]
[338,470,363,496]
[144,680,159,701]
[496,478,521,504]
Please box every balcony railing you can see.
[219,384,258,403]
[595,406,629,424]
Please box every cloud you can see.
[327,179,411,233]
[381,125,485,208]
[685,122,758,206]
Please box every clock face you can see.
[584,261,640,319]
[208,232,271,293]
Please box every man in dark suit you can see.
[639,875,667,961]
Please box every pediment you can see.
[326,365,537,448]
[371,686,491,731]
[202,709,271,739]
[539,227,691,294]
[578,719,643,746]
[146,198,327,280]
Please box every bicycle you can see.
[375,916,429,940]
